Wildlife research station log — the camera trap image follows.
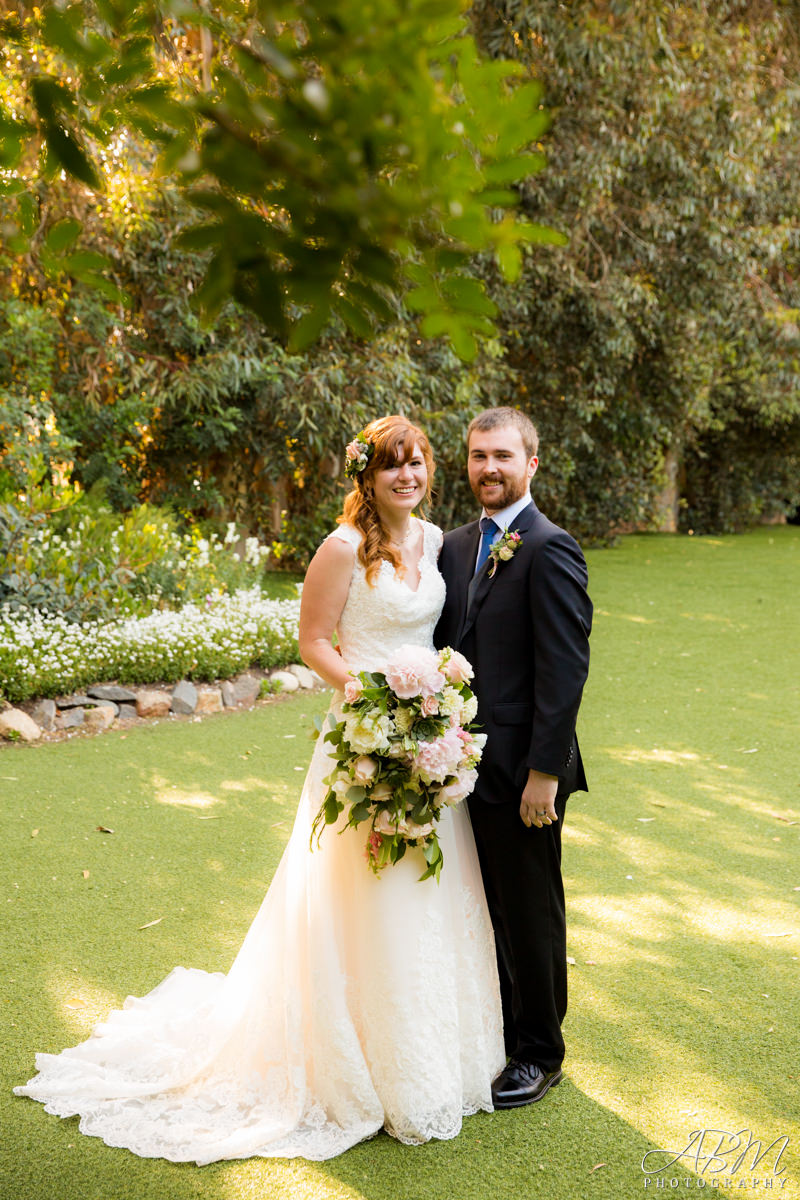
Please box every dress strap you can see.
[326,524,362,551]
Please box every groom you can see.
[435,407,592,1108]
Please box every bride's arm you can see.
[298,536,357,691]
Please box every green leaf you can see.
[496,240,522,282]
[44,218,82,254]
[475,188,520,208]
[44,124,102,190]
[323,795,342,824]
[60,250,113,275]
[75,271,129,304]
[335,294,375,339]
[349,799,371,823]
[483,153,547,185]
[515,222,568,247]
[31,77,75,122]
[288,302,332,353]
[175,222,228,253]
[441,275,498,317]
[16,193,38,237]
[448,323,478,362]
[0,178,25,197]
[233,267,287,337]
[193,250,235,322]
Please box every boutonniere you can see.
[487,529,523,578]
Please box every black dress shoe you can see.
[491,1059,563,1109]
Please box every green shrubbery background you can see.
[2,2,799,586]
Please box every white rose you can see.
[352,756,379,784]
[373,809,408,837]
[404,819,435,840]
[344,711,391,754]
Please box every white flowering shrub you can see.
[1,498,274,623]
[0,588,301,704]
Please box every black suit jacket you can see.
[435,501,592,804]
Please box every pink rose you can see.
[345,439,361,461]
[439,649,473,685]
[412,725,464,784]
[385,644,445,699]
[421,694,439,716]
[370,781,393,804]
[353,756,378,784]
[438,766,478,806]
[344,677,363,704]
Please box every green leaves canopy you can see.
[0,0,557,359]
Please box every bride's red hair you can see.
[339,415,435,585]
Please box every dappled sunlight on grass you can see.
[595,607,658,624]
[679,611,738,625]
[154,786,224,809]
[609,746,701,765]
[45,967,122,1040]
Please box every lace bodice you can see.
[328,520,446,672]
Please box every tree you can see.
[471,0,800,536]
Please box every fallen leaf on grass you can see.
[138,917,163,930]
[31,829,39,837]
[194,815,220,821]
[566,956,577,965]
[64,997,86,1009]
[82,870,90,880]
[698,987,713,993]
[95,826,114,834]
[636,817,656,822]
[590,1163,606,1173]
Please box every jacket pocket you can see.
[491,702,533,726]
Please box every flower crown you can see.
[344,432,374,480]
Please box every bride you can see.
[15,415,505,1163]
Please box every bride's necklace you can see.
[388,523,414,548]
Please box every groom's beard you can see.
[471,474,528,513]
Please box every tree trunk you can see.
[653,443,681,532]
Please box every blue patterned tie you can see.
[474,517,499,575]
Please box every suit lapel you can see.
[452,521,481,642]
[460,501,540,642]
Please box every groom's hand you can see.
[520,770,559,828]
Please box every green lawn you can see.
[2,528,798,1200]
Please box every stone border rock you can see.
[0,664,325,746]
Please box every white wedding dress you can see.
[15,519,505,1163]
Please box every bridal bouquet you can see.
[311,645,486,882]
